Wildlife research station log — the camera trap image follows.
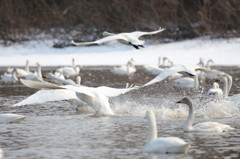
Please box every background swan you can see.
[176,97,234,132]
[173,72,199,90]
[16,60,30,77]
[143,57,164,75]
[207,82,223,97]
[0,113,26,123]
[111,58,136,75]
[71,27,166,49]
[144,110,189,154]
[0,68,18,83]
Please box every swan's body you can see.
[143,57,164,75]
[0,69,18,83]
[0,113,26,123]
[72,27,166,49]
[208,82,223,97]
[173,76,198,89]
[14,77,137,116]
[16,60,30,76]
[111,58,136,75]
[176,97,234,132]
[144,110,189,154]
[18,62,43,81]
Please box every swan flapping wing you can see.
[130,27,166,38]
[142,65,199,87]
[71,34,128,46]
[13,89,78,107]
[20,79,61,90]
[95,85,138,98]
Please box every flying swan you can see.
[176,97,234,132]
[71,27,166,49]
[144,110,190,154]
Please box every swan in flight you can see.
[71,27,166,49]
[144,110,190,154]
[141,64,203,87]
[0,113,26,123]
[176,97,234,132]
[111,58,136,75]
[14,77,138,116]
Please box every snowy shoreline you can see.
[0,37,239,66]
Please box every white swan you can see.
[16,60,30,76]
[55,59,80,78]
[0,69,18,83]
[142,64,202,87]
[0,113,26,123]
[207,82,223,97]
[14,78,138,116]
[176,97,234,132]
[143,57,164,75]
[18,62,43,81]
[173,72,199,90]
[111,58,136,75]
[144,110,190,154]
[71,27,166,49]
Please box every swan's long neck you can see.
[158,57,162,66]
[72,58,75,68]
[226,75,232,96]
[37,64,42,79]
[194,73,199,90]
[25,60,30,73]
[206,59,214,69]
[184,100,194,131]
[146,112,158,145]
[222,77,228,98]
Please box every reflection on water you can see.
[0,66,240,159]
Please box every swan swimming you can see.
[111,58,136,75]
[15,60,30,77]
[176,97,234,132]
[144,110,190,154]
[143,57,164,75]
[14,77,138,116]
[71,27,166,49]
[0,113,26,123]
[0,68,18,83]
[55,58,81,78]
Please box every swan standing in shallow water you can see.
[176,97,234,132]
[71,27,166,49]
[55,58,81,78]
[0,69,18,83]
[144,110,190,154]
[143,57,164,75]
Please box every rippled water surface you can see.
[0,66,240,159]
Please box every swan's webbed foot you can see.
[138,45,144,48]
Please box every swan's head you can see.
[176,97,192,106]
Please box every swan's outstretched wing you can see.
[46,73,76,86]
[13,89,78,107]
[20,79,61,90]
[95,85,138,97]
[71,34,128,46]
[60,85,96,97]
[130,27,166,38]
[142,65,199,87]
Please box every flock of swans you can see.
[0,27,239,156]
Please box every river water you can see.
[0,65,240,159]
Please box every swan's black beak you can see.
[176,100,182,104]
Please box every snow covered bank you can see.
[0,37,239,66]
